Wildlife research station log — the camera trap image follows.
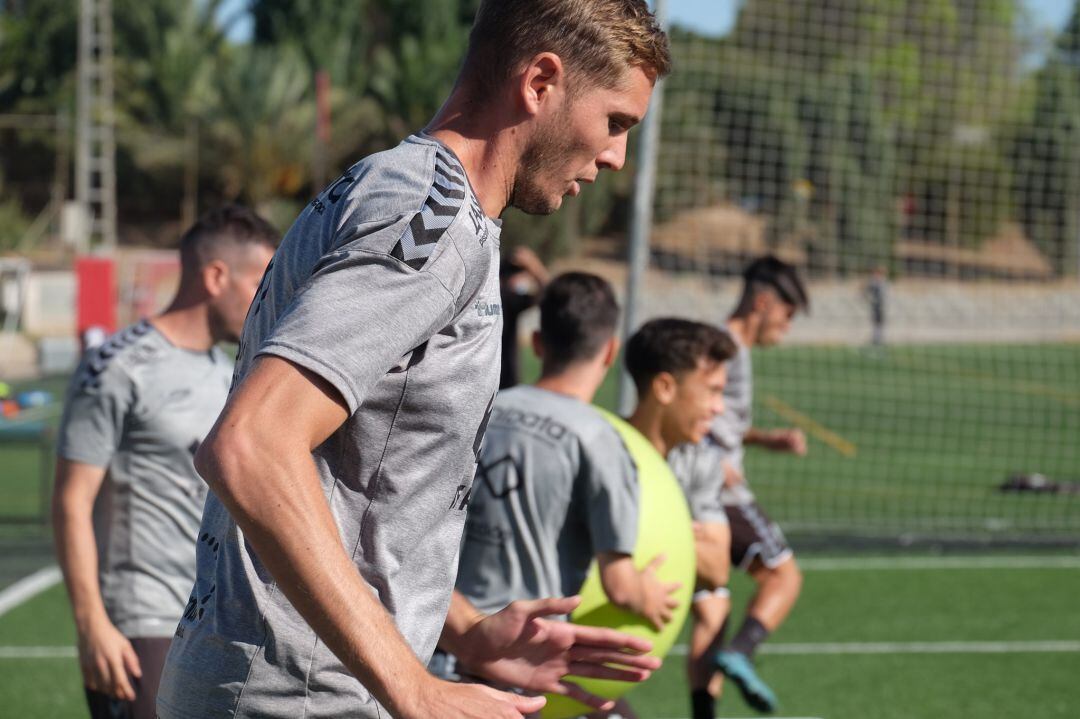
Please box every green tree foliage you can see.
[0,0,78,112]
[1011,4,1080,274]
[664,0,1029,276]
[0,0,1071,271]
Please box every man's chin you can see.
[679,430,704,447]
[508,182,565,215]
[512,196,562,216]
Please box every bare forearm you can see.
[203,441,429,716]
[598,556,645,613]
[744,426,805,454]
[52,470,108,632]
[440,591,486,657]
[53,509,108,630]
[743,427,772,446]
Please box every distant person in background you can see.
[52,206,278,719]
[500,246,549,388]
[864,265,887,348]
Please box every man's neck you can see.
[152,299,215,352]
[533,362,605,405]
[627,400,671,458]
[727,315,756,348]
[426,94,522,219]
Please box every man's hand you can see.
[637,554,682,631]
[771,428,807,455]
[753,428,807,455]
[408,678,546,719]
[453,596,661,713]
[77,617,142,701]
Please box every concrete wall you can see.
[534,261,1080,346]
[22,270,76,337]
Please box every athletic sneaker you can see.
[715,650,777,713]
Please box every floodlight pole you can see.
[617,0,668,416]
[76,0,118,252]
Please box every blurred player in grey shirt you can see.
[459,273,679,617]
[52,206,278,719]
[669,255,810,715]
[453,272,678,713]
[622,318,738,719]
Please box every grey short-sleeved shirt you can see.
[57,319,232,638]
[455,386,639,615]
[703,329,755,505]
[158,134,503,719]
[666,440,729,526]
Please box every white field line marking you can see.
[799,556,1080,571]
[669,640,1080,656]
[0,646,75,659]
[0,565,61,618]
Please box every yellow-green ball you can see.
[542,410,695,719]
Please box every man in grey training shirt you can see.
[456,272,680,630]
[53,206,278,719]
[451,273,680,717]
[623,318,738,719]
[674,256,811,715]
[157,3,671,718]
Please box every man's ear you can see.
[202,259,229,298]
[651,371,677,405]
[531,330,544,361]
[753,289,774,315]
[602,336,620,369]
[518,52,565,116]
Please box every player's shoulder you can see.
[669,438,725,472]
[72,320,167,393]
[497,386,620,445]
[307,134,494,283]
[336,135,452,214]
[491,386,576,439]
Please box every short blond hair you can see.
[463,0,671,98]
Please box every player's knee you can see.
[714,559,731,588]
[780,557,803,595]
[692,606,726,633]
[693,610,724,635]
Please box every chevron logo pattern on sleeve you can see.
[391,149,467,270]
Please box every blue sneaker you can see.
[715,650,778,713]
